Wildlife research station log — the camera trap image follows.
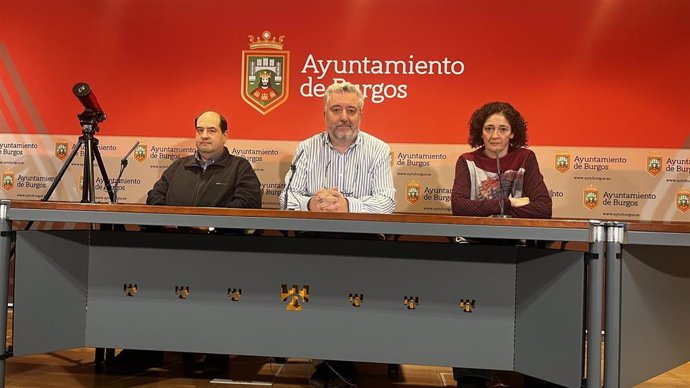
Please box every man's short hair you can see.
[194,111,228,134]
[324,82,365,111]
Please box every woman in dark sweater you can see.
[451,102,554,388]
[451,101,552,219]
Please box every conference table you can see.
[0,200,687,388]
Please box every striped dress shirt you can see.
[280,131,396,213]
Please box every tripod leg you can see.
[83,131,97,203]
[93,146,115,203]
[25,138,85,231]
[41,138,84,202]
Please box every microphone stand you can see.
[112,141,140,204]
[282,149,305,210]
[279,150,304,237]
[491,150,511,218]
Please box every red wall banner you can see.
[2,0,689,147]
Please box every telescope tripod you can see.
[42,109,115,203]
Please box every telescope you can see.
[73,82,106,123]
[39,82,115,205]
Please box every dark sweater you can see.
[451,147,552,218]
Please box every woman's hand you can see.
[509,196,530,208]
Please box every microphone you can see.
[121,141,140,164]
[73,82,106,121]
[282,149,305,210]
[492,150,510,218]
[111,141,140,204]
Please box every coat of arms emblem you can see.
[241,31,289,115]
[676,188,690,213]
[55,142,69,160]
[134,143,147,162]
[583,185,599,210]
[406,180,421,205]
[2,171,14,192]
[555,152,570,174]
[646,155,662,176]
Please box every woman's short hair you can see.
[467,101,528,148]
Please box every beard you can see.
[330,125,358,142]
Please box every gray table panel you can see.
[13,231,89,356]
[626,230,690,247]
[84,232,518,369]
[515,248,585,388]
[619,244,690,387]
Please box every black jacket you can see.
[146,147,261,208]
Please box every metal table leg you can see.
[604,222,626,388]
[0,200,13,388]
[586,221,606,388]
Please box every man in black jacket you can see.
[109,111,261,376]
[147,110,261,208]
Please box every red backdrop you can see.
[1,0,689,147]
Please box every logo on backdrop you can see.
[134,143,147,162]
[646,153,662,176]
[55,142,69,161]
[241,31,290,115]
[676,188,690,213]
[406,180,420,205]
[555,152,570,174]
[583,185,599,210]
[78,174,84,192]
[2,171,14,192]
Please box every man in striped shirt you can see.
[280,82,395,388]
[280,81,396,214]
